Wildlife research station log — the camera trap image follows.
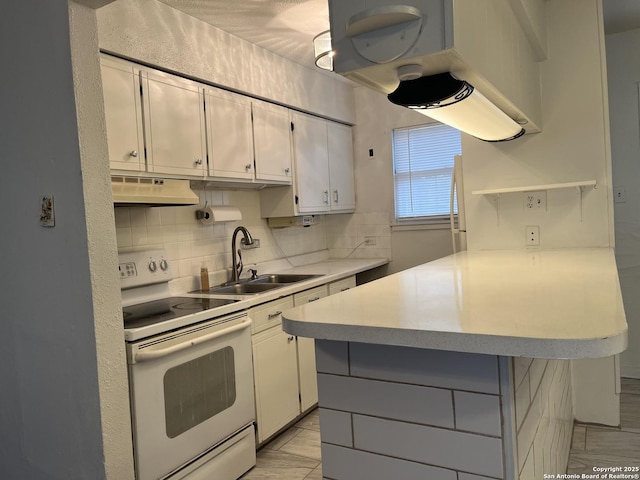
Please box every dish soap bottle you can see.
[200,264,210,292]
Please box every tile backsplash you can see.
[115,187,391,281]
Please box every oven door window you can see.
[163,346,236,438]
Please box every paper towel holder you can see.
[195,205,242,224]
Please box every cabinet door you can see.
[252,325,300,444]
[293,285,329,412]
[328,122,356,212]
[205,88,254,181]
[100,57,145,172]
[142,70,207,177]
[253,102,293,184]
[292,112,331,213]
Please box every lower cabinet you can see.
[250,276,356,445]
[293,285,329,412]
[252,321,299,444]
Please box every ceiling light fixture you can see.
[388,70,526,142]
[313,30,334,71]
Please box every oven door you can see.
[127,313,254,480]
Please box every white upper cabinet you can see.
[292,112,331,213]
[252,101,293,184]
[327,122,356,212]
[100,56,145,172]
[205,88,254,180]
[260,112,356,218]
[141,70,207,177]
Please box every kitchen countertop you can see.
[282,248,628,359]
[125,257,389,341]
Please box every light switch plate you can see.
[40,195,55,227]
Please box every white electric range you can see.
[119,249,256,480]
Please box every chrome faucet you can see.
[231,226,254,283]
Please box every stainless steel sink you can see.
[207,282,285,295]
[249,274,321,284]
[205,273,322,295]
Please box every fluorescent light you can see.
[313,30,334,71]
[388,71,525,142]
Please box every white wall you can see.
[605,27,640,378]
[352,86,455,274]
[462,0,613,252]
[0,0,133,478]
[68,2,135,477]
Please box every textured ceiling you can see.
[157,0,330,69]
[156,0,640,70]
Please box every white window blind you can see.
[393,123,462,220]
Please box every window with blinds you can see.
[393,123,462,221]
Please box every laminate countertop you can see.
[282,248,628,359]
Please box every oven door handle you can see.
[133,318,252,363]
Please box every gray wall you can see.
[0,0,104,478]
[606,27,640,378]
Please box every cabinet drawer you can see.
[249,296,294,334]
[293,285,329,306]
[329,276,356,295]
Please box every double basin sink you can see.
[206,274,321,295]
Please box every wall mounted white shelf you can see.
[471,180,597,196]
[472,180,598,224]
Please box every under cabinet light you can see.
[388,71,525,142]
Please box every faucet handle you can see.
[248,268,258,280]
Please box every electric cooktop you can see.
[123,296,239,329]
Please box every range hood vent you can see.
[111,176,199,207]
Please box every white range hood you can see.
[111,176,199,206]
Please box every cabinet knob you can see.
[323,190,329,204]
[284,167,290,175]
[195,158,203,165]
[287,336,295,343]
[129,150,138,158]
[245,164,252,171]
[333,189,339,203]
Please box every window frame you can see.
[392,122,462,225]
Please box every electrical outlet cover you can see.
[525,191,546,211]
[526,225,540,246]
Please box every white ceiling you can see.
[157,0,640,70]
[157,0,329,69]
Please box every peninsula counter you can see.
[282,248,628,479]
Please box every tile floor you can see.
[241,411,322,479]
[242,378,640,479]
[567,377,640,473]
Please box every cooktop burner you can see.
[123,297,238,329]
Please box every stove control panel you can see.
[118,249,173,290]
